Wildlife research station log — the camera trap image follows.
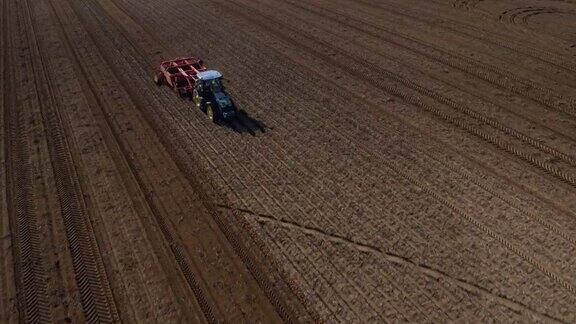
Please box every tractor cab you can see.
[194,70,237,121]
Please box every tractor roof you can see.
[197,70,222,80]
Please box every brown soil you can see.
[2,0,576,322]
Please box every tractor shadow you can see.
[220,109,268,136]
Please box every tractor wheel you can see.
[206,103,217,123]
[154,73,164,86]
[192,89,203,109]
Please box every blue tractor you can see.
[192,70,237,123]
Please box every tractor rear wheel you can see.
[206,103,217,123]
[154,73,164,86]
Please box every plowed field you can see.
[2,0,576,322]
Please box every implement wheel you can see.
[154,73,164,86]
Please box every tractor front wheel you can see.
[193,89,203,109]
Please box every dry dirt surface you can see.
[2,0,576,322]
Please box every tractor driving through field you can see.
[154,56,237,123]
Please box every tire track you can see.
[103,0,576,318]
[4,73,53,324]
[216,100,483,320]
[499,6,568,24]
[4,0,53,321]
[0,0,17,318]
[498,6,576,43]
[19,0,120,321]
[193,0,576,295]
